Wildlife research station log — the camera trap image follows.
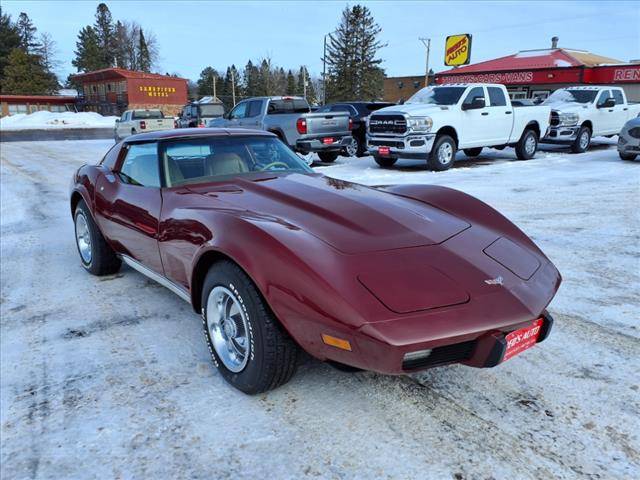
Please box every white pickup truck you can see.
[541,86,640,153]
[367,83,551,170]
[114,109,175,142]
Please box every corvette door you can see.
[94,141,164,274]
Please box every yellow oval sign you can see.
[445,34,472,66]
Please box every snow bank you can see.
[0,111,117,130]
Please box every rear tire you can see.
[571,126,591,153]
[619,152,637,161]
[463,147,483,157]
[373,156,397,168]
[428,135,456,171]
[202,261,300,394]
[515,129,538,160]
[318,151,339,163]
[74,199,121,276]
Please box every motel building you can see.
[0,92,77,117]
[71,68,189,117]
[433,39,640,103]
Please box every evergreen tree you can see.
[257,59,271,96]
[296,66,317,104]
[196,66,223,98]
[0,9,21,79]
[325,4,385,102]
[2,47,58,94]
[72,25,103,72]
[17,12,39,53]
[137,28,151,72]
[94,3,115,67]
[242,60,260,98]
[286,70,296,95]
[113,21,128,68]
[221,65,239,110]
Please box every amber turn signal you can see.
[321,334,352,351]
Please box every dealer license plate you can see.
[378,146,390,156]
[502,318,543,362]
[323,137,335,145]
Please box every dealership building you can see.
[71,68,188,116]
[434,41,640,102]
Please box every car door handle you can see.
[505,111,512,115]
[608,109,614,112]
[623,108,628,111]
[481,112,489,116]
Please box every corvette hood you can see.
[187,173,470,254]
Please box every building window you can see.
[413,81,421,89]
[397,81,404,89]
[8,104,28,114]
[92,85,97,93]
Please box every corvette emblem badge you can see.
[484,276,504,286]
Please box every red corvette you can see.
[70,128,561,394]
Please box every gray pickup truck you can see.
[209,96,352,162]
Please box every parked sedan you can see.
[618,117,640,161]
[70,128,561,394]
[316,102,395,157]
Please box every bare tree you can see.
[37,32,61,73]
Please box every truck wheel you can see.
[571,126,591,153]
[318,152,339,163]
[619,152,638,161]
[344,137,360,157]
[374,156,397,168]
[515,129,538,160]
[463,147,483,157]
[202,260,299,394]
[74,199,121,276]
[428,135,456,171]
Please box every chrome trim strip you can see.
[120,255,191,303]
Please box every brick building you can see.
[382,75,435,103]
[71,68,188,116]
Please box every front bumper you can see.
[367,133,436,158]
[542,125,579,143]
[618,134,640,154]
[296,134,352,153]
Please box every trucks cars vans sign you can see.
[445,34,472,66]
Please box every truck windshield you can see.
[406,87,467,106]
[543,90,598,105]
[132,110,164,119]
[199,104,225,117]
[161,136,312,187]
[267,98,310,114]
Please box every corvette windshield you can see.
[406,86,466,105]
[161,136,313,187]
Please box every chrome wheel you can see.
[75,212,92,264]
[579,131,590,150]
[345,138,359,157]
[525,134,537,155]
[206,286,250,373]
[438,142,453,165]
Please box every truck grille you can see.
[550,111,560,127]
[402,340,475,371]
[369,115,407,135]
[629,127,640,139]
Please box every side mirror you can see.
[462,96,485,110]
[115,119,120,123]
[598,98,615,109]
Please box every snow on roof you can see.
[437,48,622,75]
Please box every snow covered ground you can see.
[0,111,117,130]
[1,139,638,479]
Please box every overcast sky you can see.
[3,0,639,81]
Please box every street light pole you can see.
[419,37,431,87]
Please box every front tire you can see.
[463,147,483,157]
[571,126,591,153]
[318,151,339,163]
[202,261,299,394]
[74,199,121,276]
[515,129,538,160]
[619,151,638,161]
[373,155,397,168]
[428,135,456,171]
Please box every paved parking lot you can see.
[1,139,639,479]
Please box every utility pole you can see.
[231,69,236,106]
[212,73,217,100]
[302,65,307,99]
[419,37,431,87]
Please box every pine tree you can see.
[94,3,115,67]
[137,28,151,72]
[258,59,271,96]
[113,21,128,68]
[286,70,296,95]
[0,8,21,79]
[296,67,317,104]
[242,60,260,98]
[325,4,385,102]
[17,12,39,53]
[221,65,239,110]
[72,26,103,72]
[2,47,58,94]
[197,66,222,97]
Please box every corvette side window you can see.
[119,143,160,188]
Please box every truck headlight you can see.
[559,113,579,126]
[408,117,433,132]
